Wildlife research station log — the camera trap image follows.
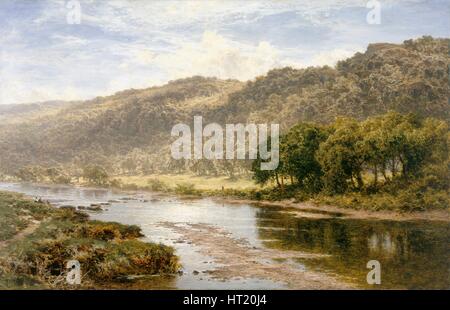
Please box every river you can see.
[0,182,448,289]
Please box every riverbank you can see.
[3,175,449,222]
[0,191,180,289]
[116,174,257,191]
[113,175,450,222]
[215,197,450,222]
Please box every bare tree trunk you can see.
[356,172,364,189]
[275,172,281,188]
[382,161,389,181]
[350,175,356,189]
[373,164,378,186]
[391,158,396,177]
[399,156,407,178]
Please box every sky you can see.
[0,0,449,105]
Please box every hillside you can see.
[208,36,449,129]
[0,36,448,176]
[0,100,77,125]
[0,77,244,174]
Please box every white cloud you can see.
[0,0,446,104]
[51,34,89,47]
[310,48,361,66]
[0,75,82,105]
[154,31,293,81]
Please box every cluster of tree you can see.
[15,164,110,186]
[82,165,109,185]
[252,111,449,194]
[15,166,71,184]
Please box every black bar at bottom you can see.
[1,290,448,309]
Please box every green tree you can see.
[252,136,283,188]
[15,167,38,182]
[83,165,109,185]
[281,123,328,192]
[317,118,365,193]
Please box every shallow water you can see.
[0,182,448,289]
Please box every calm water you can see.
[0,182,448,289]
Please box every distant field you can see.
[117,174,258,191]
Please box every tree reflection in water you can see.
[256,207,449,289]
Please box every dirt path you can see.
[161,222,354,289]
[0,220,41,251]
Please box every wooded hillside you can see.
[0,36,448,176]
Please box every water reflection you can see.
[256,207,450,289]
[367,232,401,257]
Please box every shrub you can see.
[174,183,199,195]
[146,179,169,192]
[80,222,144,241]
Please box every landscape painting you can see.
[0,0,448,293]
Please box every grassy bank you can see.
[115,174,257,191]
[110,174,260,197]
[0,191,179,289]
[111,174,449,213]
